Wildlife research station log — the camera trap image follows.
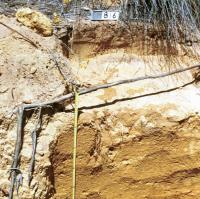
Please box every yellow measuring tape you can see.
[72,87,79,199]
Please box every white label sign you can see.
[101,11,119,20]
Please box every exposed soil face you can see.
[1,13,200,199]
[50,109,200,199]
[51,23,200,198]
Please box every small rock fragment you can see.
[193,68,200,82]
[30,66,37,74]
[0,86,8,93]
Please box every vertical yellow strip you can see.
[72,88,79,199]
[63,0,71,5]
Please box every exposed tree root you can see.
[28,108,43,187]
[9,106,24,199]
[0,21,39,48]
[17,64,200,110]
